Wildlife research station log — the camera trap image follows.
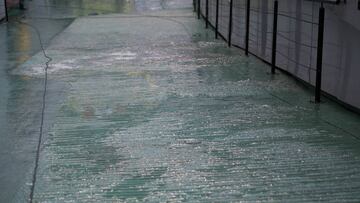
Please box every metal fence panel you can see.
[198,0,360,110]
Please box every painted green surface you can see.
[1,0,360,202]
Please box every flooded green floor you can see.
[1,1,360,202]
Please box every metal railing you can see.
[195,0,326,103]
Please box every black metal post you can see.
[4,0,8,22]
[193,0,196,12]
[19,0,24,10]
[206,0,209,28]
[245,0,250,55]
[228,0,233,47]
[271,0,278,74]
[215,0,219,39]
[197,0,201,19]
[315,5,325,103]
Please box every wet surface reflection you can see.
[1,0,360,202]
[0,0,191,202]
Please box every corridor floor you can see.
[1,1,360,202]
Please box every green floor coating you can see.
[1,1,360,202]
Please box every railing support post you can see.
[315,5,325,103]
[215,0,219,39]
[271,0,278,74]
[245,0,250,55]
[193,0,196,12]
[197,0,201,19]
[206,0,209,28]
[4,0,8,22]
[228,0,233,47]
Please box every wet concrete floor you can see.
[1,0,360,202]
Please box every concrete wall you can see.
[199,0,360,110]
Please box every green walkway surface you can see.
[2,2,360,202]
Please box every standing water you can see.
[1,0,360,202]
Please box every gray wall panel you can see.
[0,0,5,20]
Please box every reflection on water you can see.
[14,22,32,64]
[0,1,193,202]
[35,0,135,16]
[135,0,192,11]
[2,0,360,202]
[24,0,191,18]
[7,6,360,202]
